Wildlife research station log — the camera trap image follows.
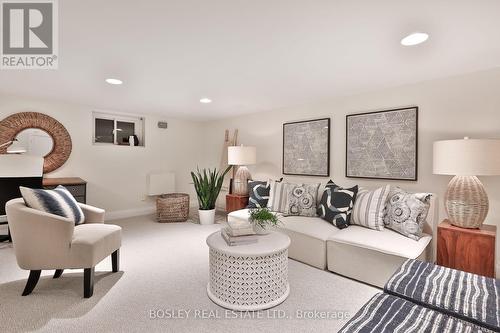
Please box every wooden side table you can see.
[226,194,249,213]
[437,219,496,278]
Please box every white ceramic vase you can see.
[199,209,216,225]
[253,223,271,235]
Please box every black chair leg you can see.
[84,267,94,298]
[22,270,41,296]
[53,269,64,279]
[112,249,120,273]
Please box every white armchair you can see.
[6,198,122,298]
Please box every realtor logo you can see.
[1,0,58,69]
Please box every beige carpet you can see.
[0,215,378,333]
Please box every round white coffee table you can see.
[206,231,291,311]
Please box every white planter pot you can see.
[253,223,272,235]
[199,209,216,225]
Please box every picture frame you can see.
[345,107,418,181]
[283,118,330,177]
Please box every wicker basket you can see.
[156,193,190,223]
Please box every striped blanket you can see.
[339,293,494,333]
[385,260,500,332]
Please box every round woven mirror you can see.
[0,112,72,173]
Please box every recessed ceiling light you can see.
[401,32,429,46]
[105,78,123,85]
[200,98,212,104]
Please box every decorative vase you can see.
[253,222,272,235]
[198,209,216,225]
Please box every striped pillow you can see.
[267,179,288,213]
[20,186,85,225]
[351,185,391,231]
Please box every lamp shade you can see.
[228,146,256,165]
[433,138,500,176]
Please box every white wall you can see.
[1,69,499,275]
[0,94,204,219]
[202,68,500,276]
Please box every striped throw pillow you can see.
[267,179,288,213]
[351,185,391,231]
[20,185,85,225]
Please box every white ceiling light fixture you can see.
[105,78,123,85]
[401,32,429,46]
[200,98,212,104]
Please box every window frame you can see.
[92,111,145,147]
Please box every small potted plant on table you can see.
[191,166,231,225]
[249,207,281,235]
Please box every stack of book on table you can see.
[221,218,257,246]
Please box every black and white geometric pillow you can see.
[20,185,85,225]
[247,181,270,208]
[317,181,358,229]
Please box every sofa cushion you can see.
[383,187,432,241]
[283,183,320,217]
[351,185,391,231]
[267,179,287,212]
[328,225,431,259]
[279,216,339,270]
[247,180,270,208]
[229,209,337,241]
[317,180,358,229]
[281,215,339,241]
[20,185,85,225]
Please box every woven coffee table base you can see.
[207,247,289,311]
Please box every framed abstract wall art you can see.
[346,107,418,181]
[283,118,330,177]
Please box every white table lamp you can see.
[433,137,500,228]
[228,145,256,196]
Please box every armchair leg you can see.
[84,267,94,298]
[112,249,120,273]
[22,270,41,296]
[53,269,64,279]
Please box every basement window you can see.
[93,112,145,146]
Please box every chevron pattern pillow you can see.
[317,181,358,229]
[20,185,85,225]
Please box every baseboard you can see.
[106,206,156,221]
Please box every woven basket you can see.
[156,193,190,223]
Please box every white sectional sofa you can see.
[228,194,438,288]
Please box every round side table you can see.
[206,231,291,311]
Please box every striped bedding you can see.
[339,293,494,333]
[385,259,500,332]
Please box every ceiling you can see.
[1,0,500,120]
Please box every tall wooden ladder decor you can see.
[217,129,238,210]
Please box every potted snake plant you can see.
[191,166,231,225]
